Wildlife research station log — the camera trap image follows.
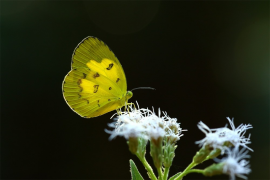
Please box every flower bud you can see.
[150,137,163,169]
[163,143,176,167]
[207,148,221,159]
[128,137,139,154]
[203,163,224,177]
[193,145,212,163]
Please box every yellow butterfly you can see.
[62,37,133,118]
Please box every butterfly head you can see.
[126,91,133,100]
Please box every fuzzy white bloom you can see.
[196,117,253,153]
[216,147,251,180]
[106,103,186,141]
[140,112,166,140]
[163,111,186,142]
[106,107,148,140]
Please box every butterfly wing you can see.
[72,36,127,91]
[63,37,128,118]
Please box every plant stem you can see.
[163,167,170,180]
[174,161,197,180]
[187,169,204,174]
[174,169,204,180]
[137,154,157,180]
[157,167,163,180]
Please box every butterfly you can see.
[62,37,133,118]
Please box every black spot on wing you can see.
[77,80,83,92]
[93,72,100,79]
[106,63,114,70]
[116,78,120,83]
[109,87,112,90]
[93,85,99,93]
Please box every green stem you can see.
[186,169,204,174]
[174,161,197,180]
[157,167,163,180]
[163,167,170,180]
[176,168,204,179]
[137,154,157,180]
[175,169,204,180]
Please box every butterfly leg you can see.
[125,102,137,118]
[116,108,120,115]
[116,108,122,116]
[126,102,136,110]
[123,102,137,116]
[124,101,131,115]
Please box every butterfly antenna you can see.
[131,87,156,91]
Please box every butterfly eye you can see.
[126,91,133,99]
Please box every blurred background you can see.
[1,1,269,179]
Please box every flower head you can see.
[106,102,185,142]
[196,117,253,153]
[217,147,251,180]
[203,146,251,180]
[106,106,148,140]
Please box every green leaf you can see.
[168,172,181,180]
[130,159,144,180]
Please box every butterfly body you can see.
[62,37,132,118]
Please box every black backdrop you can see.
[1,1,269,180]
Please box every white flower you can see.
[106,102,185,142]
[196,117,253,153]
[163,111,186,143]
[105,106,148,140]
[216,147,251,180]
[141,112,166,140]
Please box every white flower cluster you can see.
[216,147,251,180]
[196,118,253,180]
[196,117,253,153]
[106,104,185,142]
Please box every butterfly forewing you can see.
[72,37,127,92]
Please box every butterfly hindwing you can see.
[63,67,124,117]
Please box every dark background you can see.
[1,1,269,180]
